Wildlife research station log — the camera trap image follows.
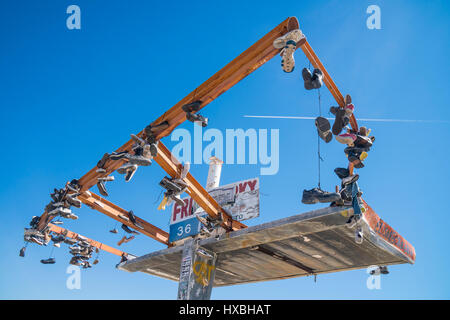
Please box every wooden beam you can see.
[38,17,300,238]
[155,143,247,231]
[78,191,170,245]
[77,17,300,192]
[48,223,128,257]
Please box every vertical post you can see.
[177,238,217,300]
[206,156,223,191]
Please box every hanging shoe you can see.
[117,163,138,182]
[121,224,139,235]
[97,153,110,169]
[40,258,56,264]
[302,188,341,204]
[334,167,350,179]
[354,135,373,148]
[342,174,359,186]
[273,29,305,73]
[127,210,144,229]
[310,69,323,89]
[66,194,82,208]
[336,132,356,145]
[19,247,26,257]
[302,68,314,90]
[128,154,152,166]
[182,101,208,127]
[330,106,348,135]
[109,228,118,234]
[315,116,332,143]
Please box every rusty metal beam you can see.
[48,223,128,257]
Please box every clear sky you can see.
[1,0,449,299]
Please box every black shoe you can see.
[380,266,389,274]
[121,224,139,235]
[354,135,373,148]
[160,176,184,193]
[334,167,350,179]
[109,151,129,161]
[97,153,110,169]
[302,68,314,90]
[186,112,208,127]
[331,107,347,135]
[127,210,144,229]
[96,181,108,197]
[315,116,332,143]
[182,101,202,113]
[40,258,56,264]
[19,247,26,257]
[302,188,341,204]
[310,69,323,89]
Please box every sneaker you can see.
[124,165,138,182]
[354,135,373,148]
[128,154,152,166]
[342,174,359,186]
[344,94,352,105]
[280,40,297,73]
[336,132,356,145]
[334,167,350,179]
[121,224,139,235]
[310,68,323,89]
[19,247,26,257]
[186,112,208,127]
[64,238,77,245]
[40,258,56,264]
[315,117,332,143]
[302,188,341,204]
[331,106,348,135]
[182,101,202,113]
[380,266,389,275]
[97,153,110,169]
[96,168,107,174]
[66,195,81,208]
[127,210,143,229]
[96,181,109,197]
[302,68,314,90]
[273,29,304,49]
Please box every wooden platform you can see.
[118,204,415,287]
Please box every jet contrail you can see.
[243,115,450,123]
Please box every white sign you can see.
[169,178,259,242]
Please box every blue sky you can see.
[0,0,449,299]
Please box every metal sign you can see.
[169,178,259,242]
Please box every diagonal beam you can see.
[48,223,129,257]
[155,143,247,231]
[77,17,300,193]
[78,191,170,245]
[38,17,300,237]
[299,38,358,131]
[38,191,170,245]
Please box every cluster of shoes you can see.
[158,162,190,210]
[23,219,51,247]
[45,180,81,221]
[69,237,98,268]
[273,29,306,73]
[196,214,223,237]
[302,91,376,210]
[182,101,208,127]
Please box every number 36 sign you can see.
[169,178,259,242]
